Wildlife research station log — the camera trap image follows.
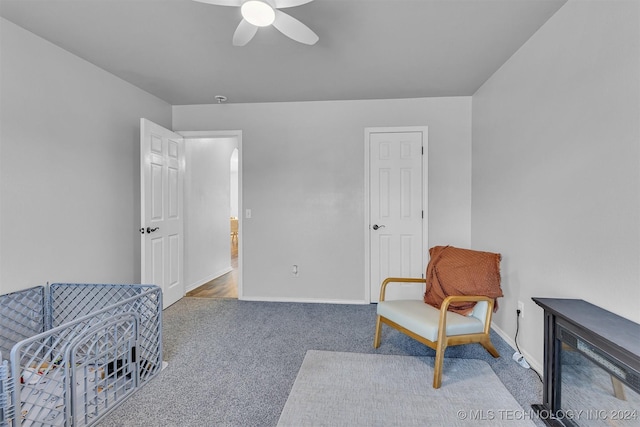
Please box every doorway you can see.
[186,147,239,298]
[180,131,242,299]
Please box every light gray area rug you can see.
[278,350,536,427]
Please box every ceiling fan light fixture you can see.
[195,0,318,45]
[241,1,275,27]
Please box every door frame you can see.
[178,129,243,300]
[364,126,429,303]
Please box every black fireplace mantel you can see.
[532,297,640,427]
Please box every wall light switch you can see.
[245,209,252,219]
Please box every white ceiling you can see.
[0,0,567,105]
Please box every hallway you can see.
[186,240,238,298]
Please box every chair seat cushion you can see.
[377,300,484,342]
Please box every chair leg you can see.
[433,341,446,389]
[481,337,500,358]
[373,316,382,348]
[611,376,627,400]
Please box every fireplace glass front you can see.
[559,342,640,426]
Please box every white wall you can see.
[174,97,472,302]
[471,0,639,368]
[230,148,239,218]
[0,18,172,294]
[184,137,238,292]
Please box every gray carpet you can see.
[277,350,536,427]
[97,297,543,427]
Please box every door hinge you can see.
[421,210,424,218]
[421,146,424,155]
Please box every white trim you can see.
[184,266,233,293]
[241,296,369,305]
[491,322,543,374]
[364,126,429,303]
[178,130,244,300]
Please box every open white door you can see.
[367,128,426,302]
[141,119,184,309]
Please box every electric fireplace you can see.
[532,298,640,427]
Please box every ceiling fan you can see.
[194,0,319,46]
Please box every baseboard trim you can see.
[184,267,233,293]
[491,322,542,374]
[239,296,369,305]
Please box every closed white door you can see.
[140,119,184,309]
[368,130,425,302]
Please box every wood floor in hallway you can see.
[186,239,238,299]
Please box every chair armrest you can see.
[379,277,426,302]
[437,295,495,342]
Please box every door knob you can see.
[372,224,385,230]
[146,227,159,233]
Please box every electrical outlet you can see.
[517,301,525,318]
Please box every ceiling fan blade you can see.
[274,0,314,8]
[272,10,318,45]
[233,19,259,46]
[192,0,242,6]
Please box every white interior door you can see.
[368,129,425,302]
[141,119,184,309]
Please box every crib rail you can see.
[0,287,46,360]
[1,284,162,426]
[1,357,14,426]
[49,284,162,383]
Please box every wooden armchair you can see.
[373,277,500,389]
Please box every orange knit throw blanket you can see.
[423,246,503,315]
